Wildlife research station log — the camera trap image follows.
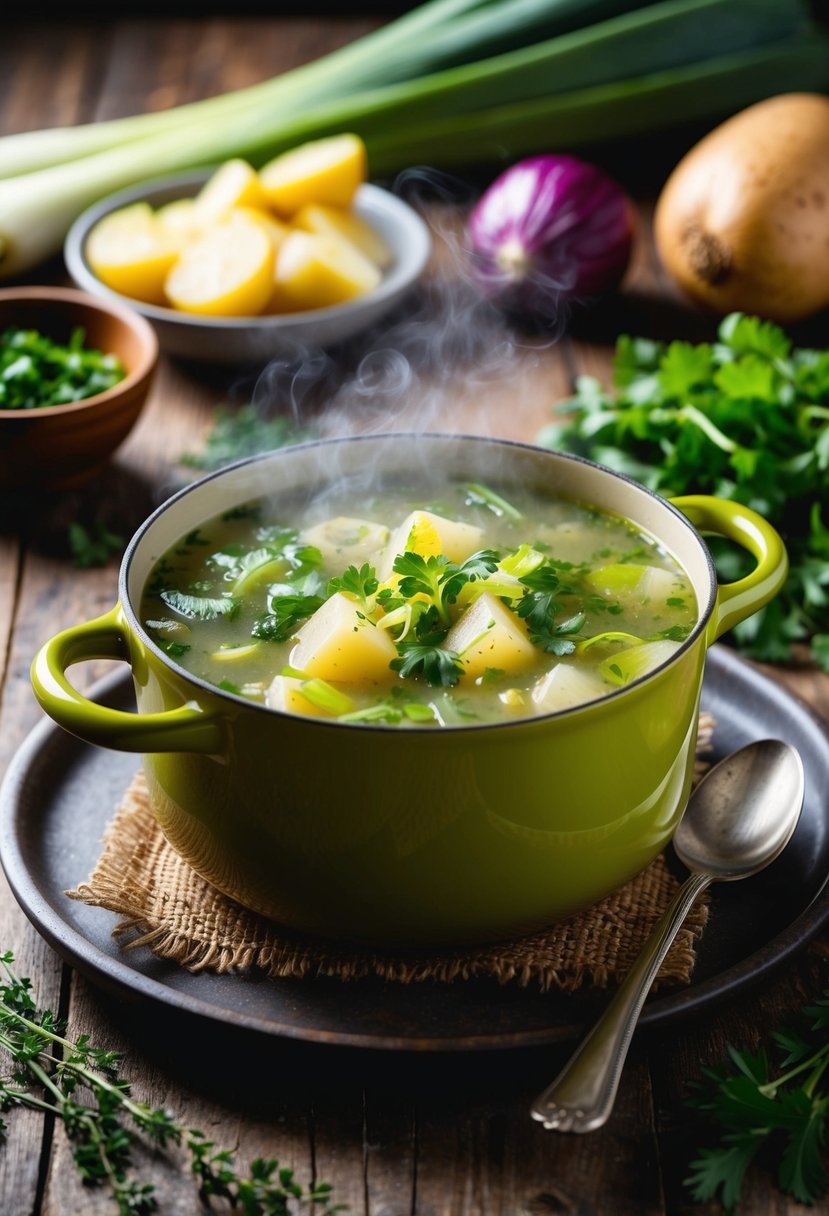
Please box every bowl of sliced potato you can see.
[64,136,432,365]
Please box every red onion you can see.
[467,154,634,315]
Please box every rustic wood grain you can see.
[0,537,19,692]
[1,15,828,1216]
[0,24,116,1214]
[413,1055,664,1216]
[0,24,110,138]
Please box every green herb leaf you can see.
[252,594,324,642]
[440,549,501,606]
[514,563,585,654]
[391,548,500,627]
[685,990,829,1211]
[68,522,124,569]
[393,551,450,610]
[327,563,379,609]
[180,404,315,472]
[391,643,463,688]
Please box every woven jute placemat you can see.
[68,713,715,993]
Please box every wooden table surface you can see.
[3,15,829,1216]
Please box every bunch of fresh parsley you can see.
[537,313,829,671]
[0,951,344,1215]
[685,989,829,1211]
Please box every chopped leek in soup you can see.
[140,482,697,727]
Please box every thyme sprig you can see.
[0,951,345,1215]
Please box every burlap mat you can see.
[68,713,715,993]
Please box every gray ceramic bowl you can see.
[64,170,433,366]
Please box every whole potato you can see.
[654,93,829,323]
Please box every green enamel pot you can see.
[30,435,787,946]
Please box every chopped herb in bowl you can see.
[0,325,125,410]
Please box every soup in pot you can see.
[139,479,697,727]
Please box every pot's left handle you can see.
[31,605,223,754]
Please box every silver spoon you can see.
[530,738,805,1134]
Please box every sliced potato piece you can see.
[164,219,274,316]
[266,674,333,718]
[378,511,485,580]
[300,516,390,568]
[226,205,290,251]
[193,158,270,225]
[259,134,366,218]
[217,207,291,315]
[155,198,203,247]
[294,202,392,268]
[531,663,606,713]
[289,591,398,683]
[273,231,380,311]
[444,593,537,680]
[86,202,179,305]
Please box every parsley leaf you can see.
[393,552,451,618]
[515,564,585,654]
[327,563,379,610]
[252,594,325,642]
[391,644,463,688]
[388,601,465,688]
[441,550,501,606]
[392,548,499,625]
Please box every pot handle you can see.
[670,496,788,641]
[30,605,223,754]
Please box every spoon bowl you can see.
[531,738,805,1133]
[675,739,804,880]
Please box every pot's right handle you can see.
[31,605,223,754]
[670,496,788,641]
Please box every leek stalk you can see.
[1,0,827,278]
[363,35,829,172]
[0,0,649,180]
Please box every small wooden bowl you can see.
[0,286,158,491]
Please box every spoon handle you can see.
[530,870,711,1133]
